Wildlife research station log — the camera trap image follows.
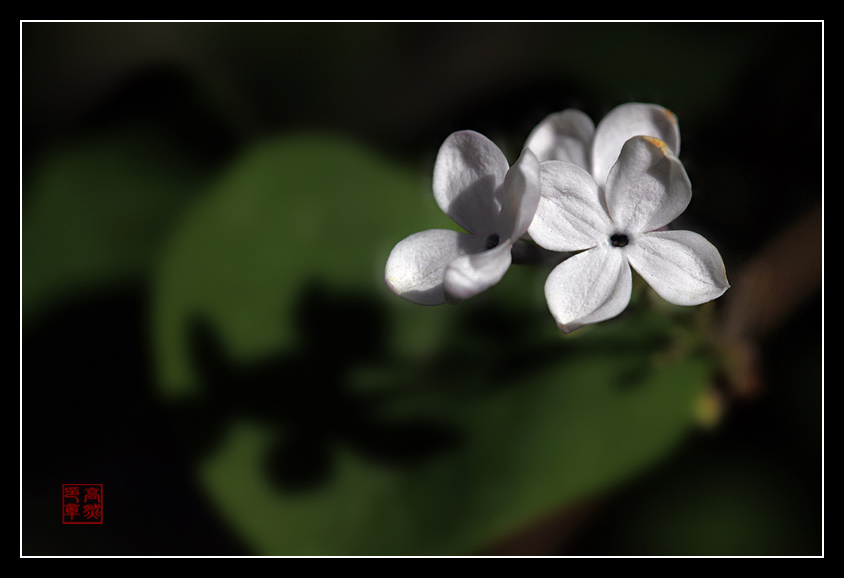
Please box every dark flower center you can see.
[485,233,500,250]
[610,234,629,248]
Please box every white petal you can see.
[443,241,513,302]
[592,103,681,189]
[528,160,613,252]
[524,109,594,169]
[432,130,509,236]
[544,246,632,333]
[495,147,541,241]
[625,229,729,306]
[604,136,692,234]
[385,229,479,305]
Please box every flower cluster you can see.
[385,103,729,333]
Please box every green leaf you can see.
[23,126,205,325]
[196,343,709,555]
[151,132,453,396]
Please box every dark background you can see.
[22,22,822,556]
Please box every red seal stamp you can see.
[62,484,103,524]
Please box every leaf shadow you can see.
[179,281,463,493]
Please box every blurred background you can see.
[22,22,822,556]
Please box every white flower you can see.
[525,102,681,189]
[385,131,541,305]
[528,135,729,333]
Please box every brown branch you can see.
[715,202,822,399]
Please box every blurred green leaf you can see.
[151,132,453,396]
[196,341,709,555]
[22,126,206,324]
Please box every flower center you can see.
[485,233,500,250]
[610,234,629,248]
